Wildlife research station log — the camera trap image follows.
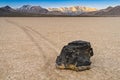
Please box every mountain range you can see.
[48,6,97,15]
[0,5,120,16]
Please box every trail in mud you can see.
[5,19,65,79]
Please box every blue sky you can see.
[0,0,120,9]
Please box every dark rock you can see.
[56,40,94,71]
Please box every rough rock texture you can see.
[56,40,94,71]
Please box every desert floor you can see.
[0,17,120,80]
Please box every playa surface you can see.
[0,17,120,80]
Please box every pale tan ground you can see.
[0,17,120,80]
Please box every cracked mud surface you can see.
[0,17,120,80]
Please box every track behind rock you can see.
[5,19,65,80]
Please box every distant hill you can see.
[0,6,25,16]
[17,5,48,14]
[0,6,15,12]
[0,5,120,17]
[81,6,120,16]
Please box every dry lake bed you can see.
[0,17,120,80]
